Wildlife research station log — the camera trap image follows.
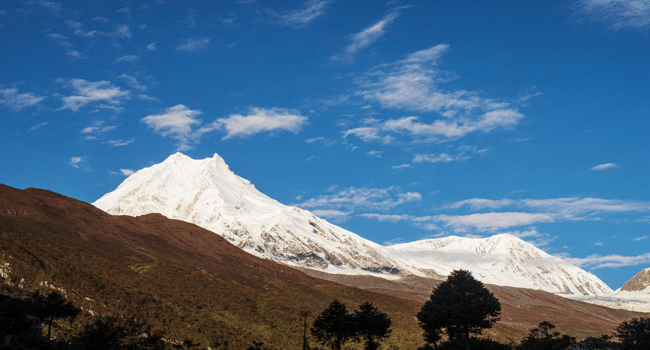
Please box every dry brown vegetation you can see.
[1,184,648,349]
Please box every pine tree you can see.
[29,290,80,340]
[311,300,354,350]
[416,270,501,350]
[352,302,391,350]
[615,317,650,350]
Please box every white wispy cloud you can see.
[64,20,131,41]
[105,139,134,147]
[311,209,353,221]
[65,19,99,38]
[449,197,650,220]
[591,162,618,171]
[143,105,307,149]
[359,213,413,222]
[119,74,147,91]
[215,107,308,140]
[60,79,130,111]
[29,122,48,131]
[176,38,210,52]
[432,212,555,232]
[46,33,72,47]
[142,104,203,150]
[346,45,524,144]
[413,153,467,163]
[305,136,334,145]
[392,164,411,170]
[120,168,135,176]
[92,16,109,22]
[138,94,161,102]
[147,42,157,51]
[367,150,382,158]
[357,195,650,237]
[65,49,86,59]
[277,0,331,27]
[81,120,117,135]
[449,198,516,210]
[112,24,132,39]
[563,252,650,269]
[0,88,45,110]
[68,156,88,170]
[117,7,131,15]
[578,0,650,29]
[116,55,140,63]
[332,7,406,63]
[297,186,422,213]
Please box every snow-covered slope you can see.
[94,153,402,273]
[93,152,612,296]
[385,235,611,295]
[568,268,650,312]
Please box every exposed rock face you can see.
[93,152,612,296]
[621,268,650,292]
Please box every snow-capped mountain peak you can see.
[93,153,612,296]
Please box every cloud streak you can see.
[0,88,45,110]
[60,79,129,111]
[297,186,422,213]
[591,163,618,171]
[346,45,524,144]
[277,0,331,27]
[142,104,202,150]
[563,252,650,269]
[332,7,406,63]
[215,107,308,140]
[176,38,210,52]
[578,0,650,29]
[142,106,308,150]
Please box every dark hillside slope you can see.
[0,184,647,348]
[0,184,422,349]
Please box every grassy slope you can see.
[0,185,423,349]
[1,184,648,349]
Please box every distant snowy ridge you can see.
[93,152,612,296]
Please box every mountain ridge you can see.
[4,183,648,347]
[94,152,612,296]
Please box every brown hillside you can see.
[1,184,648,348]
[0,184,422,349]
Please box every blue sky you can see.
[1,0,649,289]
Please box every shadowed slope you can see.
[0,184,648,348]
[0,184,422,349]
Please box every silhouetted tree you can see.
[565,335,618,350]
[352,302,391,350]
[29,290,81,340]
[69,315,167,350]
[615,317,650,350]
[311,300,354,350]
[417,270,501,350]
[0,296,34,337]
[518,321,575,350]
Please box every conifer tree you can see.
[311,300,354,350]
[615,317,650,350]
[417,270,501,350]
[29,290,80,340]
[352,302,391,350]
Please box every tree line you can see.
[2,269,650,349]
[309,269,650,350]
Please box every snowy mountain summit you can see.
[94,152,612,296]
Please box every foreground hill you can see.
[93,152,611,296]
[1,184,647,348]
